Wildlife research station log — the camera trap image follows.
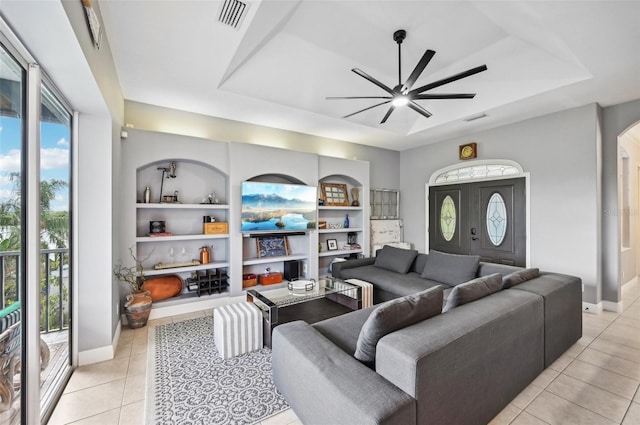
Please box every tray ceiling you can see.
[100,0,640,151]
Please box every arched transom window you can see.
[432,160,523,184]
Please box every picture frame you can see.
[321,183,350,206]
[326,239,338,251]
[256,236,289,258]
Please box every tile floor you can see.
[48,281,640,425]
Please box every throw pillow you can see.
[421,250,480,286]
[354,285,443,366]
[443,273,503,312]
[502,268,540,289]
[374,245,419,274]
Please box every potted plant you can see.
[114,247,152,329]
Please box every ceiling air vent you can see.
[218,0,248,29]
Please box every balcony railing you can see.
[0,248,70,334]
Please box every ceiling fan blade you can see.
[352,68,395,95]
[380,105,396,124]
[342,100,391,119]
[410,65,488,95]
[413,93,476,99]
[402,49,435,92]
[326,96,392,100]
[408,101,432,118]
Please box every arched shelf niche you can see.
[136,158,228,205]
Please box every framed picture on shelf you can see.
[256,236,289,258]
[321,183,350,206]
[327,239,338,251]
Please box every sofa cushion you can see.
[421,250,480,286]
[354,286,443,366]
[410,253,429,274]
[313,306,377,355]
[340,265,442,300]
[374,245,419,274]
[443,273,503,312]
[502,268,540,289]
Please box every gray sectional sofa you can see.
[272,247,582,425]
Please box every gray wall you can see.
[61,0,125,356]
[124,101,399,191]
[400,104,600,303]
[602,99,640,305]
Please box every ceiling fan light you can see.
[392,96,409,107]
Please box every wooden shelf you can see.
[136,234,228,242]
[144,261,229,276]
[136,203,229,210]
[243,254,307,266]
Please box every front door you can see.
[429,178,526,266]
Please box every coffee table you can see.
[247,277,362,347]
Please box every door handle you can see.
[471,227,478,240]
[472,237,479,241]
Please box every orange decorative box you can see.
[203,222,228,235]
[242,274,257,288]
[259,272,283,285]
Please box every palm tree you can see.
[0,173,69,327]
[0,172,68,250]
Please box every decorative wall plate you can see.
[459,142,477,160]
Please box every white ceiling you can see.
[99,0,640,151]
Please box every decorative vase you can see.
[124,290,152,329]
[351,188,360,207]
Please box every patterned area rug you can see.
[146,316,289,424]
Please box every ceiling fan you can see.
[327,29,487,124]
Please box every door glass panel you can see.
[39,82,71,411]
[486,193,507,246]
[440,195,456,241]
[0,42,24,425]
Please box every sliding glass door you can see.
[1,33,74,424]
[38,82,72,417]
[0,40,25,425]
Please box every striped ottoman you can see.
[345,278,374,308]
[213,302,263,359]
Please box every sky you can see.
[0,115,70,212]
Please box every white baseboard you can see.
[148,295,239,320]
[78,345,115,366]
[622,276,638,294]
[78,321,121,366]
[582,302,603,314]
[119,295,248,324]
[602,300,623,313]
